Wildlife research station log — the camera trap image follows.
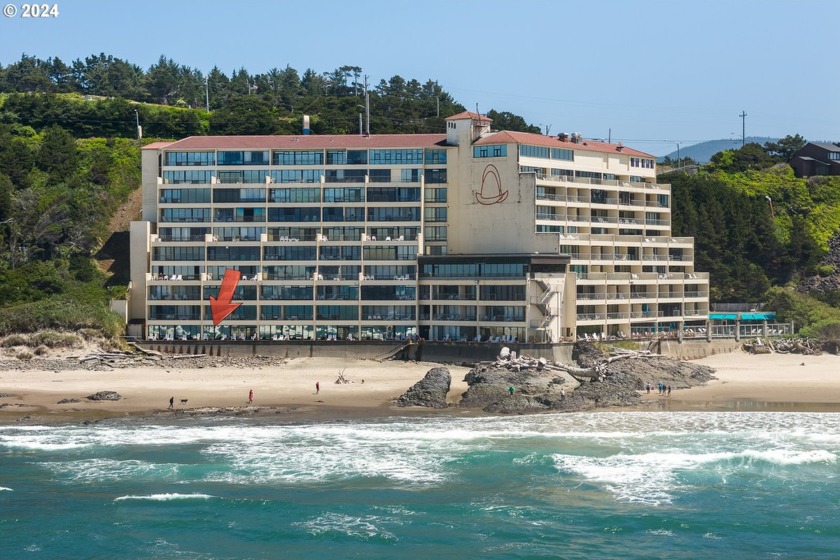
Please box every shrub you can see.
[33,345,49,356]
[31,331,83,348]
[15,350,33,361]
[817,264,835,277]
[0,297,124,339]
[799,319,840,340]
[0,334,29,347]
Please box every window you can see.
[325,169,366,183]
[207,246,261,261]
[520,145,550,159]
[160,208,211,222]
[212,226,264,242]
[424,188,447,203]
[213,188,266,203]
[368,169,391,183]
[326,150,346,165]
[160,189,211,204]
[367,207,420,222]
[400,169,420,183]
[551,148,574,161]
[323,188,364,203]
[829,152,840,161]
[269,188,320,203]
[213,208,265,223]
[268,207,320,222]
[425,149,447,164]
[163,170,212,184]
[424,169,447,184]
[369,149,424,164]
[272,150,323,165]
[347,150,368,165]
[158,227,210,242]
[152,247,205,261]
[473,145,507,158]
[551,168,574,179]
[630,157,654,169]
[367,187,420,202]
[263,246,316,261]
[165,152,214,166]
[425,226,447,241]
[270,169,320,183]
[218,151,269,165]
[424,207,447,222]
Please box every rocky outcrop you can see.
[396,367,451,408]
[460,343,716,413]
[798,232,840,295]
[86,391,121,401]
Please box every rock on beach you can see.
[395,367,451,408]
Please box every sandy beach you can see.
[0,357,475,424]
[2,351,840,424]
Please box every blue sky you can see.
[1,0,836,155]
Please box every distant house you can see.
[790,142,840,178]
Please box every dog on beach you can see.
[180,399,188,405]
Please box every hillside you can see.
[660,137,778,164]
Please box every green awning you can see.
[709,312,776,321]
[709,313,737,320]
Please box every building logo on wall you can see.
[474,164,508,205]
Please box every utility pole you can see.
[739,110,747,147]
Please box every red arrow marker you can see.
[210,269,242,326]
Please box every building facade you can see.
[130,112,709,342]
[790,142,840,178]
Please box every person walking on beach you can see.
[560,388,566,400]
[169,396,174,409]
[248,389,254,404]
[316,381,320,394]
[667,385,672,397]
[509,386,515,396]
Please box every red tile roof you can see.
[159,134,448,151]
[445,111,492,123]
[141,141,175,150]
[475,130,654,158]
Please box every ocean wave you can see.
[114,493,215,502]
[6,411,840,450]
[0,486,13,491]
[553,447,837,505]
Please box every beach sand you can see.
[2,351,840,424]
[0,357,474,424]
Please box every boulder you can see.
[396,367,451,408]
[86,391,122,401]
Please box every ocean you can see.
[1,412,838,559]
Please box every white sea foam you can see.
[0,486,13,491]
[294,512,398,541]
[114,493,215,502]
[41,458,183,483]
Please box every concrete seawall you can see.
[137,338,740,363]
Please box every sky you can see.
[1,0,836,156]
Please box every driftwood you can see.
[173,354,207,359]
[129,343,163,358]
[487,345,661,384]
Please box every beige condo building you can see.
[129,111,709,343]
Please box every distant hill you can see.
[660,137,778,164]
